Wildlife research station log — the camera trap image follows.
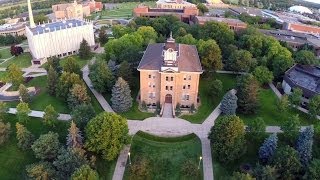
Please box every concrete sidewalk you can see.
[8,108,71,121]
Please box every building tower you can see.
[27,0,36,28]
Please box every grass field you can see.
[181,73,238,123]
[0,71,7,81]
[0,48,12,59]
[0,53,32,68]
[124,132,203,179]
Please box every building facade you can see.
[193,16,247,31]
[156,0,196,9]
[26,0,95,62]
[0,23,26,36]
[137,35,202,114]
[283,22,320,36]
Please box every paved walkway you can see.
[112,145,131,180]
[8,108,71,121]
[162,103,173,118]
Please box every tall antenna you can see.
[27,0,36,28]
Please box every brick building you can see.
[133,5,199,23]
[283,22,320,36]
[156,0,196,9]
[137,34,202,116]
[192,16,247,31]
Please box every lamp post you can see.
[128,152,131,165]
[198,156,202,169]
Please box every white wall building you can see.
[26,0,95,62]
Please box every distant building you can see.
[133,4,199,23]
[283,22,320,36]
[282,64,320,104]
[260,29,320,57]
[52,0,102,20]
[228,7,265,17]
[289,5,313,14]
[26,0,95,64]
[137,34,202,117]
[0,23,26,36]
[193,16,247,31]
[156,0,196,9]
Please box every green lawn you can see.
[0,71,7,81]
[239,89,316,126]
[124,132,203,179]
[0,53,32,68]
[181,73,238,123]
[59,55,92,69]
[0,48,12,59]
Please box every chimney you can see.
[27,0,36,28]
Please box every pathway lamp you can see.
[198,156,202,169]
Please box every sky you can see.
[303,0,320,4]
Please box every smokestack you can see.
[27,0,36,28]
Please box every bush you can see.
[180,159,201,179]
[31,131,60,160]
[0,121,11,145]
[129,157,151,180]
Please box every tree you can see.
[248,117,266,141]
[107,60,117,74]
[53,148,88,178]
[6,64,23,88]
[26,162,57,180]
[33,13,48,24]
[0,102,7,120]
[208,79,223,97]
[253,66,274,85]
[295,50,318,65]
[85,112,128,161]
[197,3,209,15]
[71,104,96,130]
[208,115,246,163]
[0,121,10,145]
[18,84,31,103]
[16,122,34,150]
[197,39,222,71]
[56,72,83,100]
[259,133,278,164]
[71,165,99,180]
[309,95,320,119]
[10,45,23,56]
[226,49,256,72]
[176,34,197,45]
[111,77,132,112]
[67,121,83,149]
[47,65,58,96]
[180,160,200,179]
[129,157,151,180]
[277,95,289,113]
[67,84,91,109]
[271,50,294,78]
[296,126,314,167]
[62,57,81,75]
[47,57,62,74]
[43,105,58,127]
[117,61,132,85]
[31,131,60,160]
[236,74,259,114]
[254,164,278,180]
[98,29,108,46]
[220,91,238,115]
[307,159,320,180]
[289,88,302,107]
[16,102,31,123]
[272,145,301,179]
[79,39,91,59]
[89,61,114,93]
[111,24,134,39]
[135,26,157,47]
[281,114,301,144]
[230,172,255,180]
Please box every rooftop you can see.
[229,7,265,17]
[28,19,89,35]
[156,0,194,5]
[137,43,202,72]
[195,16,246,25]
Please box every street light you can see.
[128,152,131,165]
[198,156,202,169]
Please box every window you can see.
[153,84,155,88]
[186,95,189,100]
[149,92,156,99]
[153,75,156,79]
[148,82,151,87]
[166,76,169,81]
[171,77,174,81]
[170,86,173,90]
[188,75,191,80]
[188,85,190,89]
[183,85,186,90]
[182,94,190,101]
[148,74,151,78]
[183,75,187,80]
[166,86,168,90]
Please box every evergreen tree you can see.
[309,95,320,120]
[254,164,278,180]
[43,105,58,127]
[89,61,114,93]
[26,162,57,180]
[209,79,223,97]
[236,74,259,114]
[307,159,320,180]
[71,165,99,180]
[0,102,7,120]
[259,133,278,164]
[71,104,96,130]
[31,131,60,160]
[47,57,62,74]
[66,121,83,149]
[220,91,238,115]
[117,61,132,86]
[16,102,31,123]
[230,172,255,180]
[277,95,289,113]
[47,65,58,96]
[56,72,83,100]
[62,57,81,75]
[296,126,314,167]
[67,84,91,110]
[16,122,34,150]
[107,60,117,75]
[0,121,10,145]
[99,28,108,46]
[79,39,91,59]
[111,77,132,112]
[248,117,266,141]
[19,84,31,103]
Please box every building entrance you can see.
[165,94,172,103]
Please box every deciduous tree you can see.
[294,50,318,65]
[111,77,132,112]
[6,64,23,88]
[280,114,301,144]
[71,165,99,180]
[56,72,83,100]
[89,61,114,93]
[31,131,60,160]
[0,121,10,145]
[16,102,31,123]
[176,34,197,45]
[208,115,246,163]
[259,133,278,164]
[277,95,289,113]
[67,84,91,109]
[19,84,31,103]
[85,112,128,161]
[16,122,34,150]
[71,104,96,130]
[135,26,157,47]
[253,66,274,85]
[209,79,223,97]
[43,105,58,127]
[248,117,266,141]
[197,39,222,71]
[63,57,81,75]
[0,102,7,120]
[289,88,303,107]
[26,162,57,180]
[226,49,256,72]
[307,159,320,180]
[230,172,255,180]
[309,95,320,119]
